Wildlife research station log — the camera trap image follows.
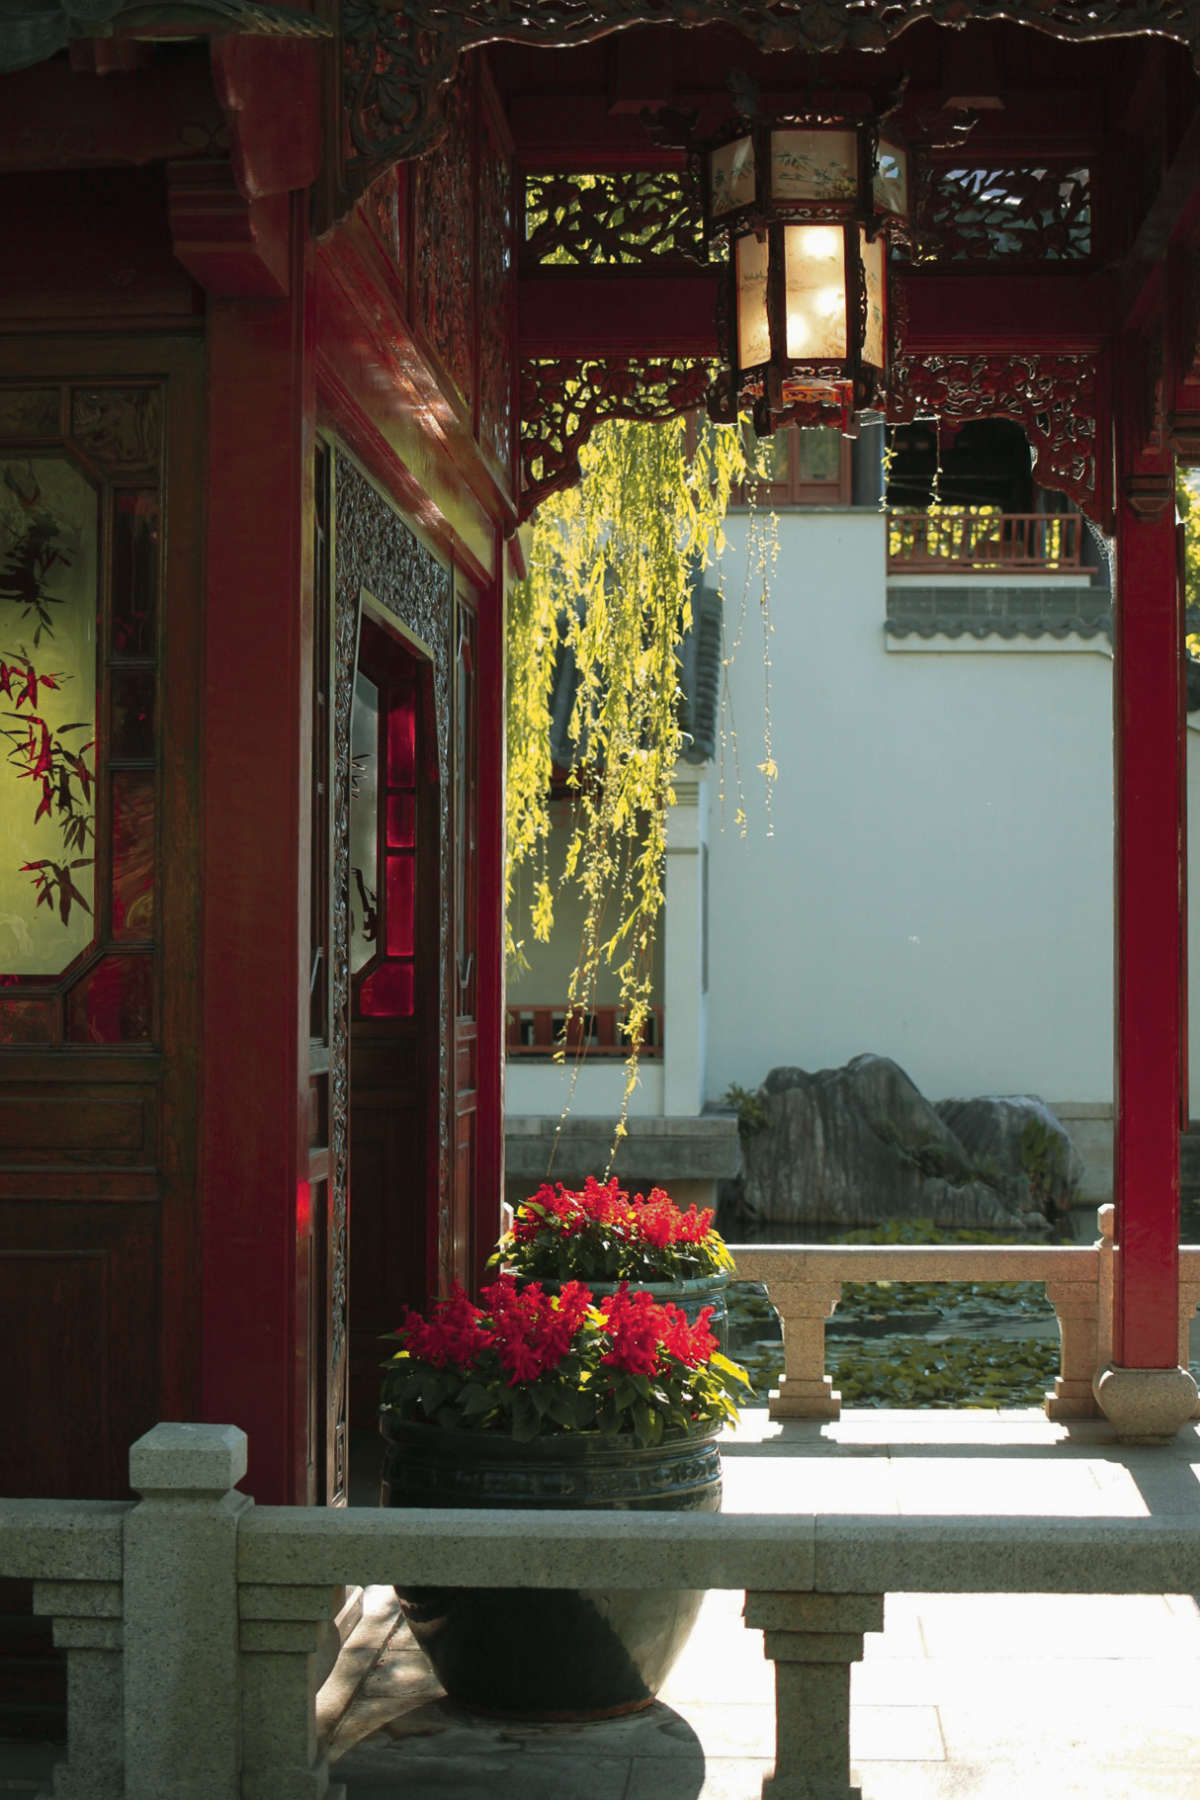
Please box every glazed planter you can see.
[380,1414,722,1719]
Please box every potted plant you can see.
[380,1273,751,1718]
[494,1174,736,1344]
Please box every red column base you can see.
[1093,1365,1198,1442]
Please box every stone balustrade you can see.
[729,1208,1200,1427]
[5,1422,1200,1800]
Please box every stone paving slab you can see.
[326,1413,1200,1800]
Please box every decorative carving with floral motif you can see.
[520,356,713,516]
[889,351,1104,524]
[411,69,476,410]
[523,170,705,267]
[340,0,1200,185]
[478,102,516,484]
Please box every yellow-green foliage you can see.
[507,416,761,1132]
[1179,466,1200,659]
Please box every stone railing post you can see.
[766,1281,843,1420]
[29,1531,125,1800]
[1043,1273,1101,1420]
[124,1423,251,1800]
[745,1591,884,1800]
[238,1582,346,1800]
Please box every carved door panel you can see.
[0,347,203,1499]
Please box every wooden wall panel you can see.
[0,1208,158,1498]
[0,1091,154,1161]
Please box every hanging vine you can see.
[507,414,770,1156]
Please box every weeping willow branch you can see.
[506,415,769,1161]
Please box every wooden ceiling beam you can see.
[519,266,1115,360]
[1119,110,1200,330]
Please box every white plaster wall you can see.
[505,1058,666,1118]
[704,508,1116,1106]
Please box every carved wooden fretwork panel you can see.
[331,451,454,1304]
[340,0,1200,186]
[519,348,1109,523]
[888,351,1106,524]
[910,163,1093,264]
[478,95,515,483]
[411,67,476,410]
[362,167,402,270]
[523,170,705,268]
[520,355,713,516]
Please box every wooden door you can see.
[347,609,440,1435]
[0,344,203,1500]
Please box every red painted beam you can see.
[899,271,1114,355]
[1113,485,1184,1369]
[519,268,719,357]
[518,267,1115,361]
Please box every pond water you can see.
[722,1204,1185,1410]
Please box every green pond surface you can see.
[723,1207,1129,1411]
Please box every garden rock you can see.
[737,1053,1061,1232]
[934,1095,1083,1221]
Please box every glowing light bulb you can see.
[817,285,844,319]
[805,227,842,262]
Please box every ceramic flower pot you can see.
[380,1414,722,1719]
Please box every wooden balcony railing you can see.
[887,509,1085,574]
[506,1003,664,1059]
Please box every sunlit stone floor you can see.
[318,1410,1200,1800]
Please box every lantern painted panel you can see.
[771,129,857,202]
[861,228,886,369]
[874,141,910,220]
[783,225,848,360]
[735,233,771,370]
[709,136,756,219]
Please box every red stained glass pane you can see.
[0,995,57,1044]
[358,961,414,1017]
[111,770,155,940]
[387,688,415,785]
[110,667,156,759]
[65,954,153,1044]
[385,853,414,957]
[112,492,159,658]
[386,793,415,848]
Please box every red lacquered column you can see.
[1103,479,1197,1436]
[198,217,314,1504]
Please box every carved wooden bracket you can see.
[1122,471,1175,518]
[889,351,1110,528]
[339,0,1200,201]
[167,157,290,297]
[519,355,713,519]
[519,347,1115,524]
[164,38,322,297]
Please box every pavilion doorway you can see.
[346,606,441,1447]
